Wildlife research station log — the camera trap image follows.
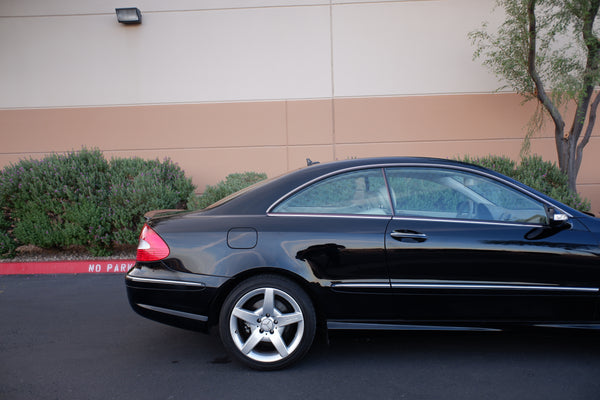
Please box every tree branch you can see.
[526,0,565,137]
[570,0,600,145]
[572,0,600,181]
[579,91,600,152]
[575,90,600,176]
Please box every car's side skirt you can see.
[327,321,501,331]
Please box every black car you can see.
[126,157,600,370]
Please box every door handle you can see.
[390,230,428,242]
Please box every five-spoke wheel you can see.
[219,275,316,370]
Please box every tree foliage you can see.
[470,0,600,192]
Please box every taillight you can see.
[137,224,170,262]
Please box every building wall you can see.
[1,0,599,213]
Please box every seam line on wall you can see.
[329,0,337,160]
[0,1,439,19]
[0,138,563,157]
[285,101,290,171]
[0,92,521,111]
[0,5,329,19]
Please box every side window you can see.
[385,167,548,224]
[272,169,392,215]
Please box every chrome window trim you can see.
[266,213,542,227]
[268,165,388,214]
[391,216,542,228]
[267,212,392,220]
[266,162,572,218]
[268,167,391,217]
[126,276,206,288]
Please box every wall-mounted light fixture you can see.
[115,7,142,24]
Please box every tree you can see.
[470,0,600,192]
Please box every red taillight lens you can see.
[137,224,170,262]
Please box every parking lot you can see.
[1,274,600,400]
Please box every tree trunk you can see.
[567,139,578,193]
[527,0,575,190]
[554,125,574,190]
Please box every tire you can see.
[219,275,316,370]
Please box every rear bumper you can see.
[125,263,228,332]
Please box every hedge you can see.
[187,172,267,210]
[461,155,591,213]
[0,151,591,259]
[0,148,195,258]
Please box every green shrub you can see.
[109,157,195,245]
[460,155,516,177]
[0,210,16,258]
[0,209,11,232]
[188,172,267,210]
[461,155,591,213]
[0,149,195,257]
[1,148,111,255]
[0,230,16,259]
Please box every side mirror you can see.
[547,207,570,228]
[526,207,571,240]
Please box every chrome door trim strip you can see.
[327,321,502,332]
[126,276,206,288]
[331,282,598,292]
[534,324,600,330]
[137,303,209,322]
[390,283,598,292]
[331,283,390,289]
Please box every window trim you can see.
[266,212,393,220]
[390,215,543,228]
[269,167,392,217]
[267,163,572,220]
[383,166,550,224]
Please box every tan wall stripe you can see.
[1,93,599,215]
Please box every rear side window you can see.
[272,169,392,216]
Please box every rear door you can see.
[270,167,395,320]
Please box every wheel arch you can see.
[207,266,326,331]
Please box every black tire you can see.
[219,275,316,370]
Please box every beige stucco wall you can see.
[1,0,598,214]
[0,0,501,108]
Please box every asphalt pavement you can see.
[1,274,600,400]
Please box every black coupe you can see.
[126,157,600,370]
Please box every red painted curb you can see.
[0,259,136,275]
